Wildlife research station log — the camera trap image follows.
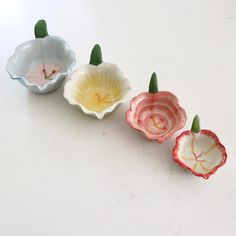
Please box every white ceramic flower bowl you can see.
[173,130,227,179]
[64,62,131,119]
[6,36,76,94]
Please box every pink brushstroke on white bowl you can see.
[173,116,227,179]
[126,91,187,143]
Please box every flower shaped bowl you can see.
[64,62,131,119]
[126,91,187,143]
[173,129,227,179]
[173,115,227,179]
[6,36,76,93]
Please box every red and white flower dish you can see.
[126,91,187,143]
[173,129,227,179]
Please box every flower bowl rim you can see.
[173,129,227,179]
[63,62,131,119]
[5,35,76,92]
[125,91,187,143]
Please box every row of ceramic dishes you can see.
[6,20,227,180]
[6,35,131,119]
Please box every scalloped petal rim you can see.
[173,130,227,179]
[126,92,187,143]
[63,62,131,119]
[6,36,76,93]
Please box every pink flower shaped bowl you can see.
[126,73,187,143]
[173,115,227,179]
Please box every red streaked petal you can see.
[126,91,187,143]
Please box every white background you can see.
[1,0,236,235]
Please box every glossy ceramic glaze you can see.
[173,130,227,179]
[6,36,75,93]
[126,91,187,143]
[64,62,131,119]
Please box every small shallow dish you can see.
[173,115,227,179]
[64,45,131,119]
[6,20,75,94]
[126,73,187,143]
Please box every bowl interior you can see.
[7,36,74,85]
[130,93,185,137]
[69,70,128,112]
[177,132,224,175]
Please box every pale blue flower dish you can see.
[6,20,76,94]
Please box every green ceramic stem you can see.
[191,115,201,133]
[149,72,158,94]
[34,19,49,38]
[89,44,103,66]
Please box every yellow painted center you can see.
[73,74,123,112]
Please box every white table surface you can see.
[1,0,236,235]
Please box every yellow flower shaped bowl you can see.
[64,62,131,119]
